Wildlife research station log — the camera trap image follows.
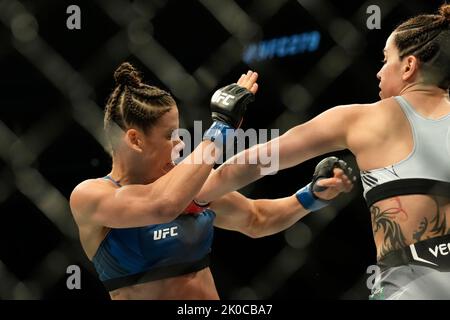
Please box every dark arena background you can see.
[0,0,445,300]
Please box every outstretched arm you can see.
[196,104,363,204]
[210,157,354,238]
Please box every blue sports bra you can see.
[91,176,215,291]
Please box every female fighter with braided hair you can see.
[69,62,353,299]
[196,4,450,299]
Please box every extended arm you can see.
[211,157,354,238]
[196,104,363,204]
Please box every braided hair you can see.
[104,62,176,152]
[393,4,450,89]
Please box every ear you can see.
[125,128,144,152]
[402,55,419,82]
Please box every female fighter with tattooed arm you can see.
[69,62,353,300]
[196,5,450,299]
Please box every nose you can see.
[172,137,185,158]
[376,69,382,81]
[175,137,185,150]
[171,138,185,162]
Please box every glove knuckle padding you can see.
[311,156,354,192]
[336,160,353,178]
[210,84,255,128]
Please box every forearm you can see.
[198,104,359,203]
[212,155,353,238]
[196,143,273,203]
[154,140,217,213]
[249,156,354,237]
[248,196,310,238]
[196,121,342,203]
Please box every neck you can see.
[109,155,156,186]
[400,82,448,98]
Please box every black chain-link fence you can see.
[0,0,444,299]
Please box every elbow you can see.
[244,207,266,239]
[245,228,263,239]
[245,223,269,239]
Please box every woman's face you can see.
[376,33,406,99]
[140,106,184,178]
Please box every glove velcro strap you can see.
[183,201,209,215]
[295,182,330,211]
[203,121,232,144]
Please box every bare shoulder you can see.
[364,97,406,124]
[70,178,113,220]
[365,97,400,111]
[345,98,400,151]
[337,101,380,112]
[339,99,400,121]
[324,102,374,119]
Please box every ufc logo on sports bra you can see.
[211,90,235,106]
[153,226,178,240]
